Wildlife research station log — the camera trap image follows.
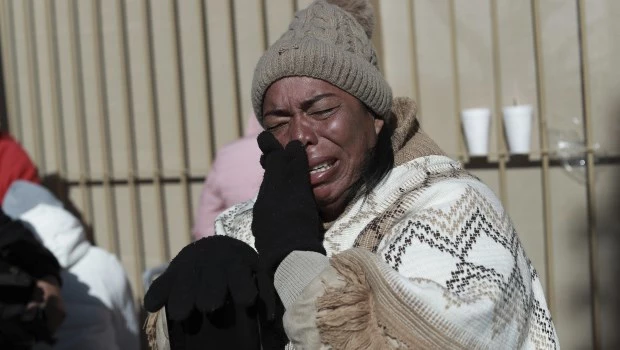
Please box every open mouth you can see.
[309,161,336,175]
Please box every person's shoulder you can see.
[81,247,129,285]
[0,133,39,181]
[0,132,27,154]
[0,132,24,152]
[395,155,502,209]
[65,246,130,310]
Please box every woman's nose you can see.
[288,115,318,147]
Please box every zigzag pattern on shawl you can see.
[353,162,477,252]
[382,185,557,347]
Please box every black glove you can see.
[166,301,260,350]
[251,131,326,334]
[257,296,288,350]
[253,131,326,274]
[144,235,261,349]
[0,261,53,347]
[0,211,58,347]
[0,211,61,284]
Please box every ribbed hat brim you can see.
[252,38,392,122]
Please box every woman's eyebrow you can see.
[264,93,336,117]
[263,108,291,118]
[301,93,336,110]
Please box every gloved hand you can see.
[0,211,60,346]
[0,211,61,283]
[253,131,326,274]
[252,131,326,324]
[144,235,262,349]
[166,301,260,350]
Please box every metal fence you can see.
[1,0,618,348]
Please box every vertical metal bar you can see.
[576,0,599,348]
[369,0,386,80]
[0,0,19,135]
[23,0,45,172]
[0,30,6,133]
[448,0,467,163]
[92,0,120,256]
[0,0,7,131]
[143,0,169,262]
[68,0,94,226]
[6,0,22,139]
[260,0,269,51]
[228,0,243,137]
[292,0,299,14]
[170,0,193,243]
[530,0,555,315]
[407,1,422,110]
[198,0,216,161]
[261,0,271,47]
[45,0,69,194]
[489,0,508,206]
[118,0,145,296]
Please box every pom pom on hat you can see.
[326,0,375,38]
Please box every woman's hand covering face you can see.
[253,131,326,273]
[252,131,326,318]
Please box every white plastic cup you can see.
[503,105,533,154]
[461,108,491,156]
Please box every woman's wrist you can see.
[274,251,330,308]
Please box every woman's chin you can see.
[313,185,337,207]
[315,190,348,222]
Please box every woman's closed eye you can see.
[309,105,339,118]
[266,122,287,132]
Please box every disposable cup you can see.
[461,108,491,156]
[503,105,533,154]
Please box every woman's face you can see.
[262,76,384,220]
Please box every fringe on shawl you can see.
[144,311,160,350]
[316,253,393,349]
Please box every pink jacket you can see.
[193,116,264,239]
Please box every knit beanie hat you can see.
[251,0,392,123]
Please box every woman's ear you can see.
[373,117,384,136]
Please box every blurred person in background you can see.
[193,115,264,239]
[1,124,62,349]
[0,209,65,349]
[3,181,139,350]
[145,0,558,349]
[0,131,40,202]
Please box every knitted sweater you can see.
[214,97,558,349]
